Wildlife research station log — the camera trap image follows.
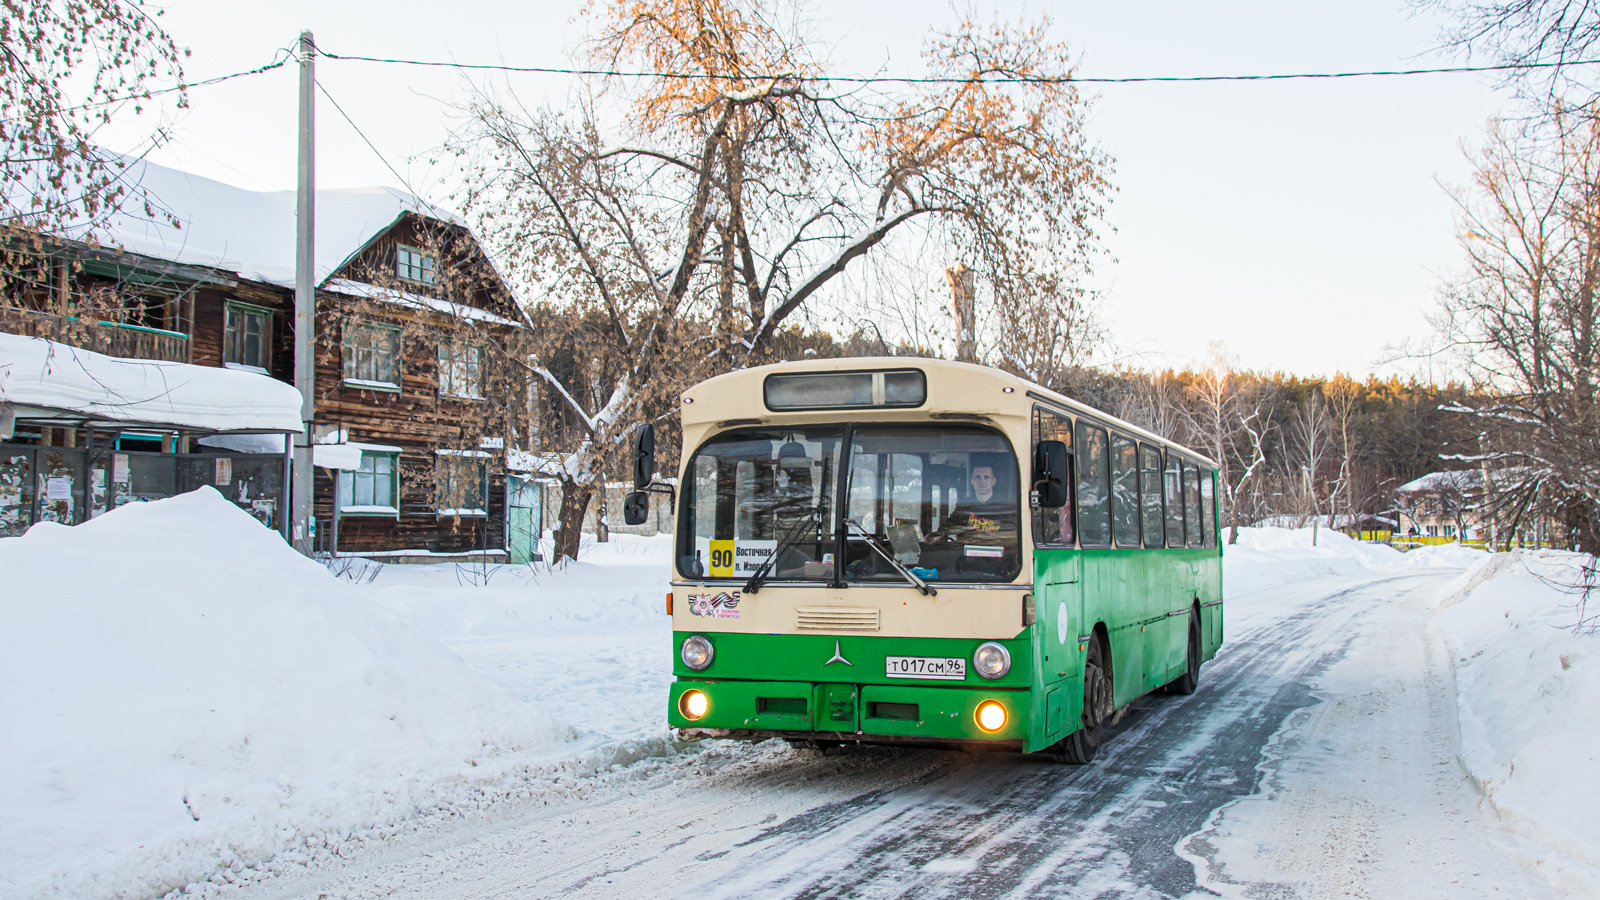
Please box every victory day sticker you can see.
[687,591,742,619]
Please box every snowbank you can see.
[0,489,565,900]
[1435,550,1600,872]
[365,533,676,744]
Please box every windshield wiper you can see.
[743,508,823,594]
[843,518,936,596]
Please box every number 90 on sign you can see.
[709,540,735,577]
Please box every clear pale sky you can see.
[98,1,1510,379]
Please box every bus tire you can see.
[1056,634,1111,764]
[1165,610,1201,696]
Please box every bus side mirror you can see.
[623,490,650,525]
[1035,440,1069,508]
[632,424,655,490]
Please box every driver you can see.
[927,456,1019,557]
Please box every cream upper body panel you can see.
[670,582,1032,640]
[677,357,1217,469]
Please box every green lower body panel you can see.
[669,678,1033,748]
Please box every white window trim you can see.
[337,449,402,519]
[224,362,269,375]
[342,321,403,389]
[438,338,485,400]
[396,244,437,285]
[342,377,401,392]
[434,451,490,515]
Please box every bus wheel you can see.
[1057,635,1111,765]
[1165,611,1201,696]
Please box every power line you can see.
[73,50,295,112]
[314,78,418,197]
[317,47,1600,85]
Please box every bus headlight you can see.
[680,689,710,720]
[973,642,1011,679]
[976,699,1008,733]
[681,635,714,670]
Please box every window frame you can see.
[1163,452,1186,548]
[435,450,491,517]
[336,450,401,518]
[1139,443,1165,548]
[1074,418,1113,549]
[1031,405,1075,548]
[1184,461,1204,548]
[223,301,273,372]
[1109,431,1141,548]
[437,336,485,400]
[396,244,437,285]
[341,320,403,391]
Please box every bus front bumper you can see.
[667,678,1030,747]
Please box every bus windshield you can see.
[679,424,1020,584]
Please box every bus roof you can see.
[679,357,1219,469]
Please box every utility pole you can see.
[945,263,977,364]
[291,30,316,554]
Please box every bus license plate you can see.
[886,656,967,680]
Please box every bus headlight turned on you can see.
[975,699,1007,733]
[973,642,1011,679]
[681,634,714,670]
[680,689,710,720]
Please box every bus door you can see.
[1040,553,1082,686]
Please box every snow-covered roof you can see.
[324,279,523,328]
[0,333,303,433]
[68,154,465,289]
[1396,470,1482,494]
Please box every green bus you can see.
[628,358,1223,762]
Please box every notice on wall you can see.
[112,454,130,484]
[214,458,232,486]
[45,477,71,501]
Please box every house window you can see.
[436,451,489,516]
[1426,524,1439,537]
[224,302,271,371]
[342,321,402,388]
[438,338,484,399]
[397,245,436,284]
[337,451,400,516]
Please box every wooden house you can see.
[0,157,542,560]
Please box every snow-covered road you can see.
[229,562,1563,899]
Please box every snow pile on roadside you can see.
[1435,550,1600,875]
[364,534,675,744]
[0,489,568,900]
[1224,526,1488,603]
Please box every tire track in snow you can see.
[702,574,1431,900]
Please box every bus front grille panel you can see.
[796,606,880,631]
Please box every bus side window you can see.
[1075,420,1112,547]
[1032,407,1074,546]
[1185,463,1203,547]
[1163,453,1185,547]
[1110,433,1140,547]
[1139,444,1164,548]
[1201,469,1217,547]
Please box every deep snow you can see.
[3,490,1594,899]
[0,489,566,899]
[1435,550,1600,880]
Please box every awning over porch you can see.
[0,333,303,435]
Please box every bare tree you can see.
[1439,107,1600,551]
[2,0,187,243]
[451,0,1112,560]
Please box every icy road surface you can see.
[240,568,1564,900]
